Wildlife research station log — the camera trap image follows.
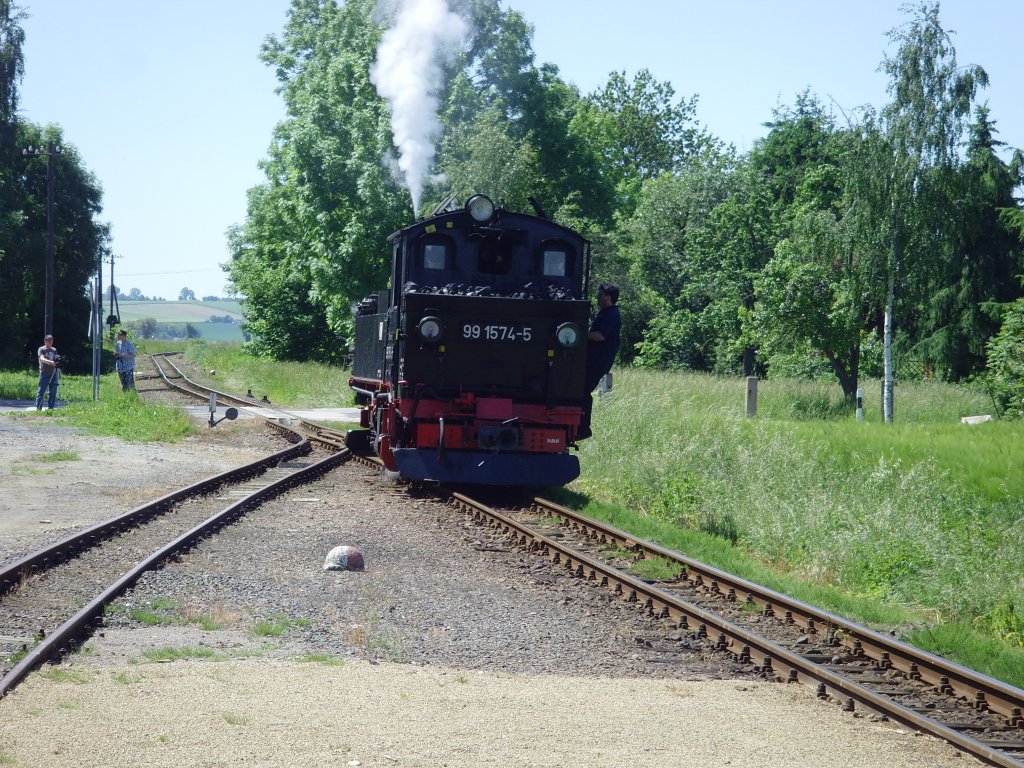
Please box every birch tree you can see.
[848,2,986,421]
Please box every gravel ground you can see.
[0,411,981,767]
[0,415,273,554]
[1,662,968,768]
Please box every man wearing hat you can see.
[114,329,137,391]
[36,334,60,410]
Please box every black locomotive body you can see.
[348,195,591,486]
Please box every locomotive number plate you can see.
[462,323,533,342]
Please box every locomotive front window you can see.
[537,240,575,278]
[420,235,454,271]
[542,249,567,277]
[424,243,448,270]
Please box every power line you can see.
[118,268,226,277]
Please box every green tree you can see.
[178,287,195,301]
[2,124,108,371]
[683,165,777,374]
[227,188,332,360]
[619,148,738,367]
[753,201,866,397]
[912,106,1024,378]
[0,0,26,365]
[570,68,718,361]
[982,199,1024,418]
[435,6,612,226]
[1,2,107,371]
[572,68,710,217]
[0,0,23,132]
[437,107,546,212]
[748,95,869,398]
[845,2,986,420]
[136,317,157,339]
[227,0,408,361]
[984,296,1024,419]
[751,91,843,211]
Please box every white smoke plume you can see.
[371,0,469,215]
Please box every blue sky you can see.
[17,1,1023,301]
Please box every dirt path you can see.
[1,660,970,768]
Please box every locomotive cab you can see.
[349,195,591,486]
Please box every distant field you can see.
[189,322,245,342]
[117,300,244,323]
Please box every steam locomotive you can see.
[347,194,591,486]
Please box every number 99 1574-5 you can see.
[462,323,532,342]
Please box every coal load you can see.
[355,296,379,316]
[403,281,576,300]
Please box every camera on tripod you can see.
[52,354,61,368]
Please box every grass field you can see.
[117,300,244,323]
[115,300,246,341]
[187,322,245,342]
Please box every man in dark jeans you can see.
[578,283,621,440]
[114,329,137,391]
[36,334,60,410]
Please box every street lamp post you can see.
[23,142,61,337]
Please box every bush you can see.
[984,298,1024,419]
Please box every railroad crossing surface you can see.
[0,398,361,424]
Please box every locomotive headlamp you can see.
[466,194,495,222]
[418,316,443,342]
[555,322,580,348]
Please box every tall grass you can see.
[0,370,42,400]
[57,389,193,442]
[573,369,1024,684]
[0,369,109,402]
[1,369,192,442]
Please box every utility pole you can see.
[22,143,62,337]
[92,251,104,401]
[107,252,122,334]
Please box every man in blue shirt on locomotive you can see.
[578,283,621,440]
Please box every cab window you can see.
[421,236,454,271]
[538,241,574,278]
[543,249,568,277]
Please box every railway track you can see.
[148,352,352,450]
[0,361,353,697]
[445,493,1024,768]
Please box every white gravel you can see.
[0,659,972,768]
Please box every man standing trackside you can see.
[114,329,137,391]
[578,283,621,440]
[36,334,60,410]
